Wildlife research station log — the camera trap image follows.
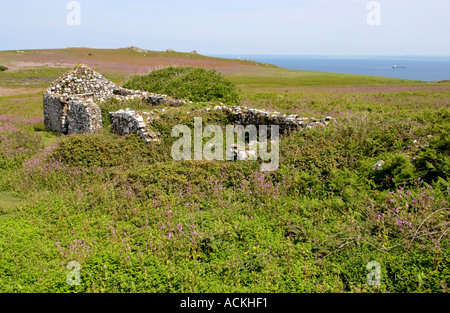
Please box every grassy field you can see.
[0,49,449,292]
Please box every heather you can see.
[0,66,449,293]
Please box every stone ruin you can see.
[211,105,332,160]
[43,65,333,147]
[213,105,332,134]
[43,65,186,137]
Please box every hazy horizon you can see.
[1,0,449,56]
[2,47,450,59]
[208,54,450,58]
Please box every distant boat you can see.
[392,65,406,69]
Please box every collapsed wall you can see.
[213,105,332,135]
[109,108,160,143]
[209,105,333,160]
[112,88,187,107]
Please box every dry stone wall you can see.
[110,88,187,106]
[213,105,333,135]
[43,93,69,134]
[66,98,103,135]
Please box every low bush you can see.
[413,124,450,184]
[123,66,240,104]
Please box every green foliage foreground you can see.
[0,75,449,293]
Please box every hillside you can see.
[0,48,449,293]
[2,47,445,95]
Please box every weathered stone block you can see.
[66,99,102,134]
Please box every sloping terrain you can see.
[0,48,448,293]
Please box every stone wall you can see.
[213,105,333,135]
[43,93,102,135]
[43,93,69,133]
[109,108,160,143]
[66,98,103,134]
[111,88,187,106]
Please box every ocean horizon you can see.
[208,55,450,82]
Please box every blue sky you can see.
[1,0,449,56]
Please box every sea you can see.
[208,55,450,82]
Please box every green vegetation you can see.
[0,67,70,88]
[0,66,8,72]
[123,66,241,104]
[0,64,449,293]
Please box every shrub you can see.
[50,133,159,168]
[413,125,450,184]
[362,153,417,190]
[123,66,240,104]
[0,129,42,170]
[0,66,8,72]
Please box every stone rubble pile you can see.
[213,105,333,134]
[47,65,117,98]
[226,143,259,161]
[109,108,161,143]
